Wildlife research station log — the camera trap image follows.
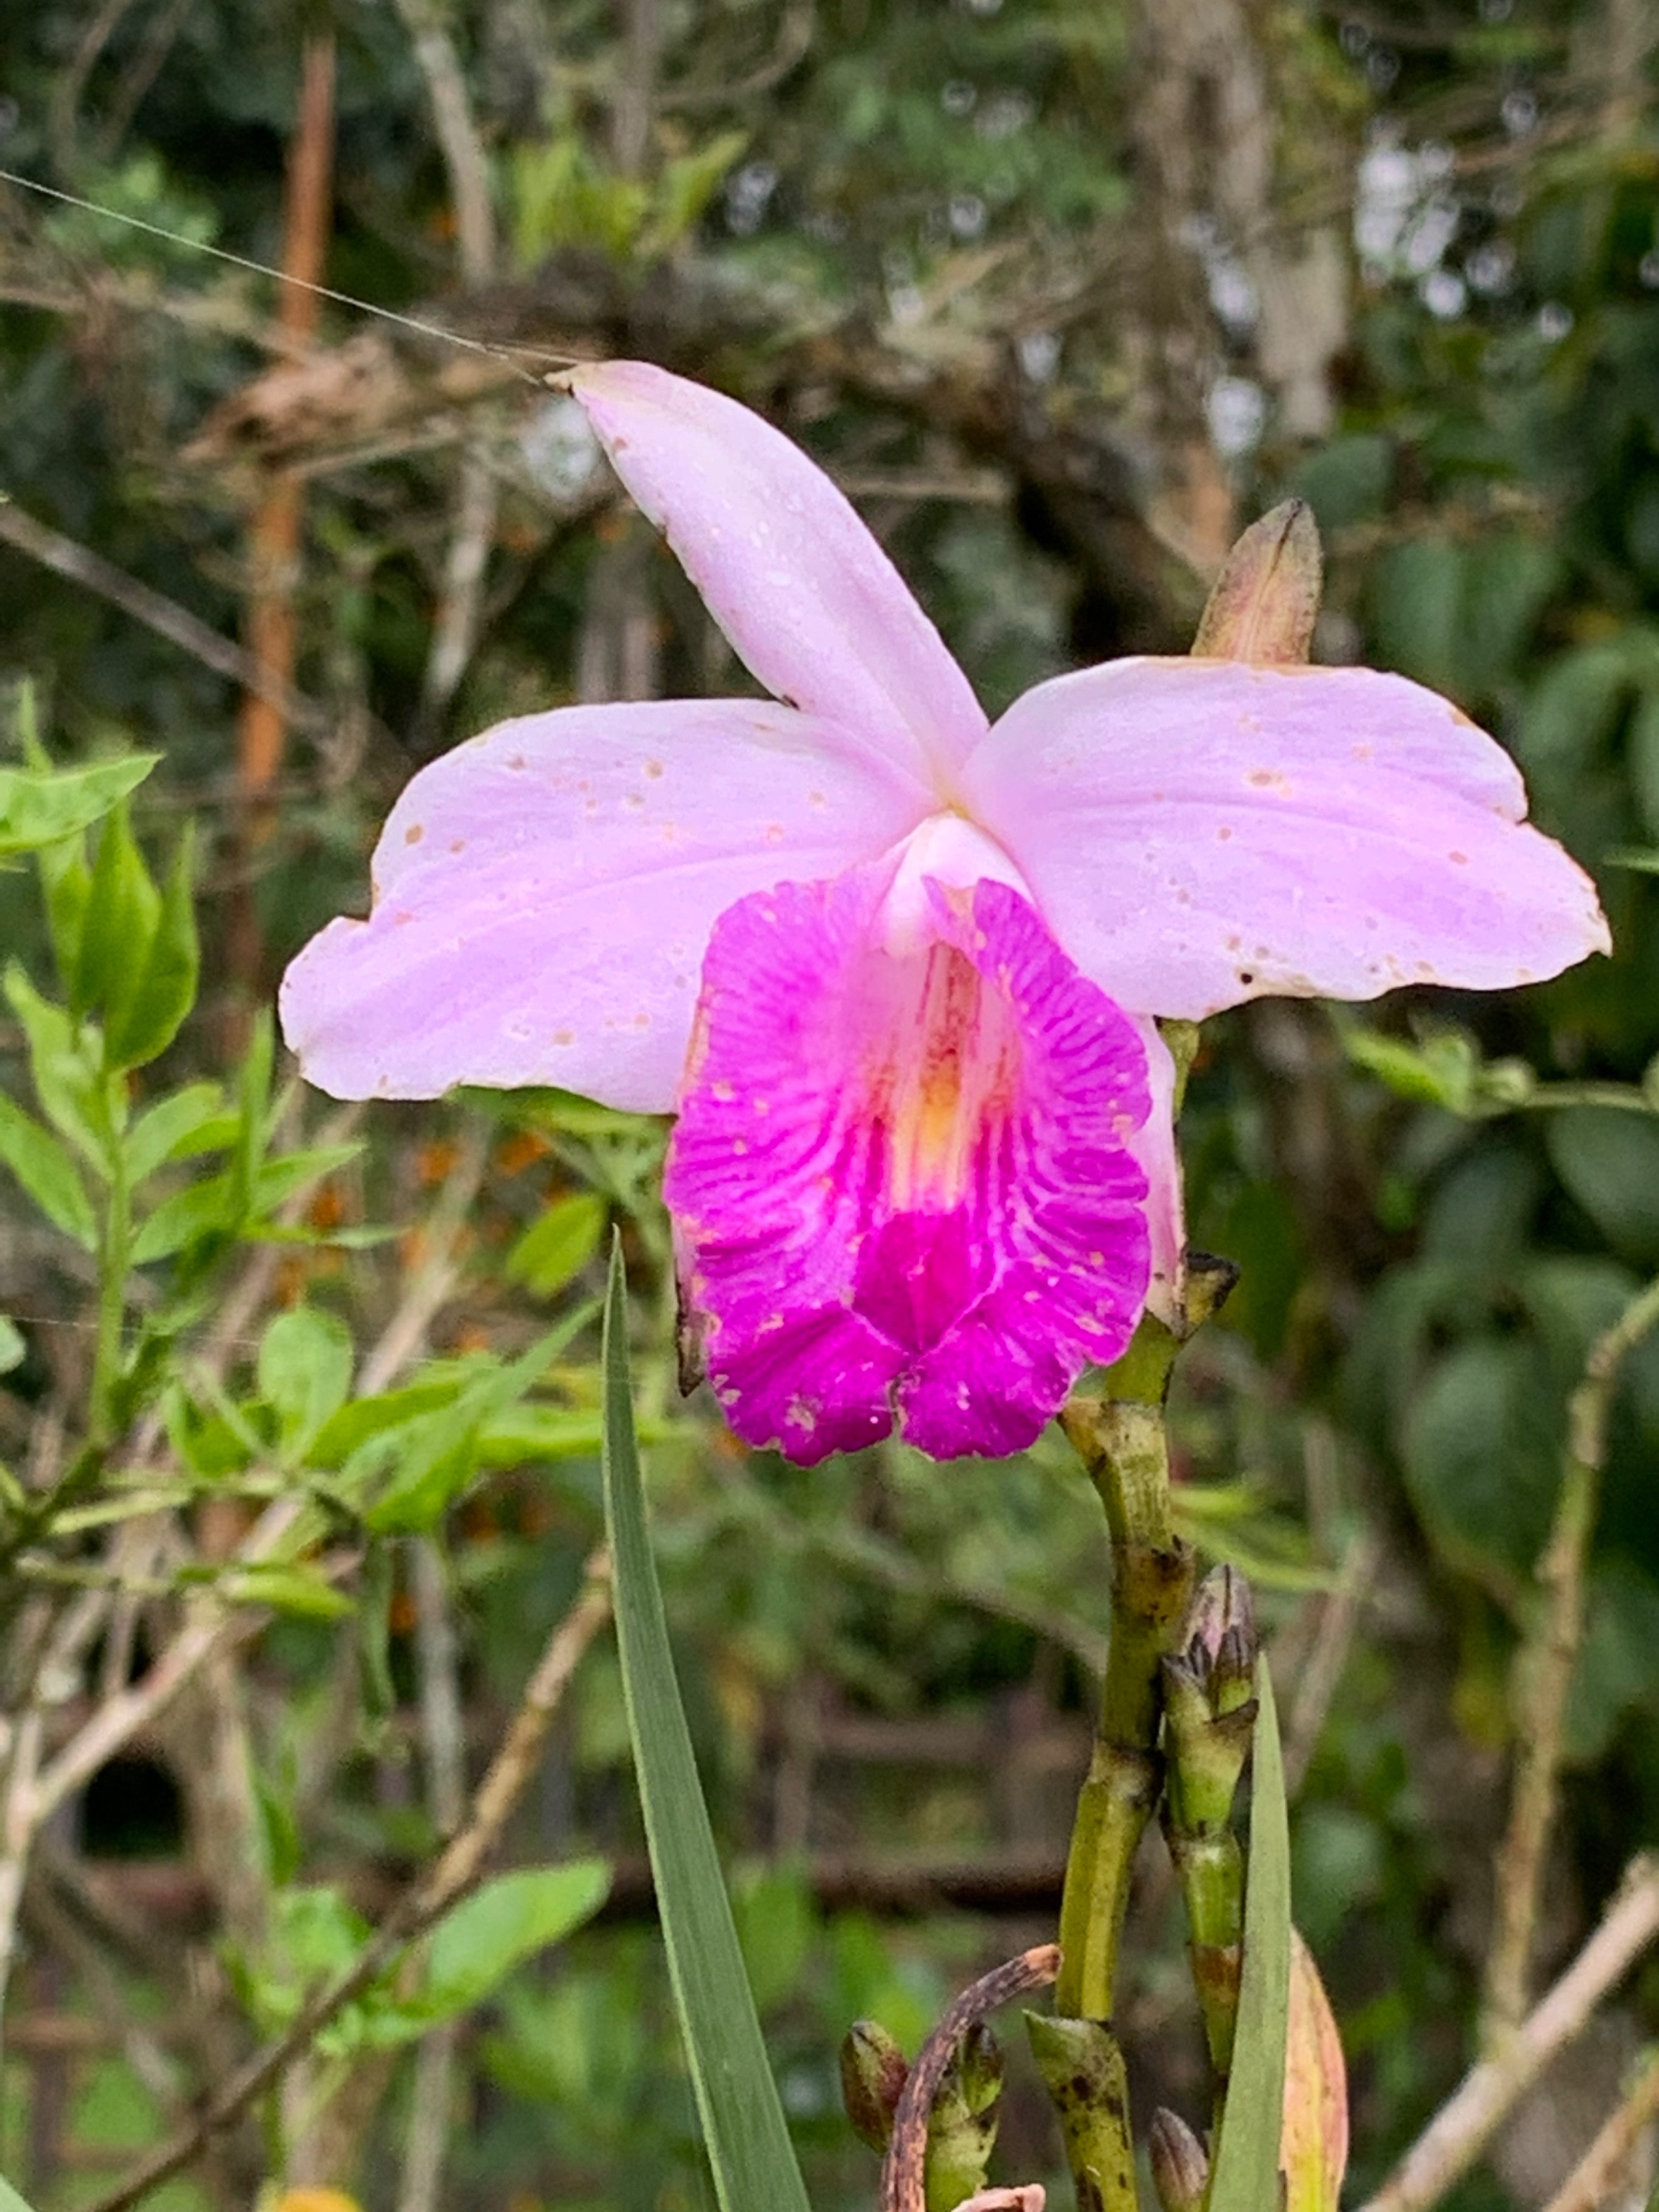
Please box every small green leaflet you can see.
[1207,1661,1292,2212]
[0,2168,41,2212]
[601,1240,814,2212]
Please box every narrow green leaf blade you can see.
[73,798,161,1030]
[601,1240,813,2212]
[1208,1660,1292,2212]
[0,1093,96,1248]
[0,2169,43,2212]
[104,820,199,1069]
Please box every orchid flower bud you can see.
[1191,499,1324,665]
[1148,2107,1210,2212]
[840,2019,908,2152]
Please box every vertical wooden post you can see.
[228,31,336,1012]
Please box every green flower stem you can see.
[90,1133,131,1447]
[1166,1829,1244,2077]
[1052,1259,1236,2026]
[1162,1569,1258,2084]
[1026,2013,1139,2212]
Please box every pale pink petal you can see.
[1126,1019,1185,1327]
[280,700,929,1112]
[961,659,1610,1019]
[664,868,1152,1465]
[570,361,986,782]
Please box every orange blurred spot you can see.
[398,1227,430,1271]
[417,1139,461,1186]
[452,1323,491,1355]
[495,1130,552,1176]
[388,1591,417,1635]
[308,1181,347,1230]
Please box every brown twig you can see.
[1482,1274,1659,2037]
[880,1945,1061,2212]
[80,1552,612,2212]
[0,500,334,733]
[1359,1854,1659,2212]
[1540,2046,1659,2212]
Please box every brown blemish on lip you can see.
[1217,825,1234,840]
[645,759,664,779]
[553,1028,574,1045]
[1449,850,1468,865]
[449,838,466,855]
[508,753,527,770]
[404,823,425,845]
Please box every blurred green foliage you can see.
[3,0,1659,2208]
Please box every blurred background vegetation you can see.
[2,0,1659,2207]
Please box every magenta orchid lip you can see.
[280,358,1608,1464]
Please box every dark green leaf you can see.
[1403,1337,1559,1580]
[601,1240,813,2212]
[1208,1662,1292,2212]
[1548,1108,1659,1267]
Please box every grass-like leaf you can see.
[601,1239,814,2212]
[1207,1660,1292,2212]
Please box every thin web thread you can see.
[0,166,577,387]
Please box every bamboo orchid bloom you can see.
[280,361,1608,1464]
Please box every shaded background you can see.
[2,1,1659,2207]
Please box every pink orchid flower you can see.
[280,361,1608,1465]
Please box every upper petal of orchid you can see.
[959,658,1610,1020]
[570,361,987,785]
[279,699,930,1112]
[664,862,1152,1465]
